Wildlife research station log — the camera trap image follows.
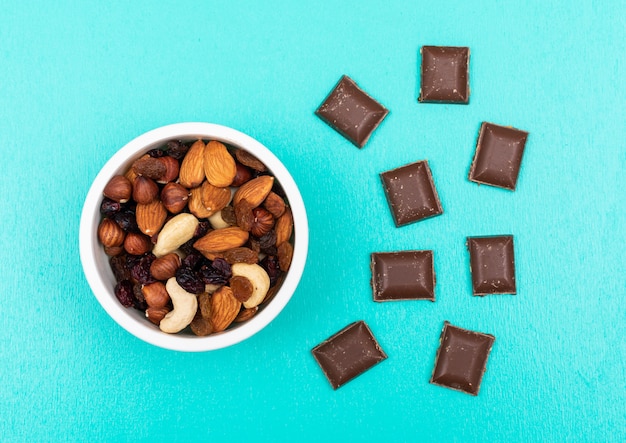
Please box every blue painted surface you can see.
[1,1,624,441]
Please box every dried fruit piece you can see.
[235,149,267,172]
[132,176,159,204]
[142,281,170,308]
[257,230,277,251]
[175,266,206,294]
[98,218,126,247]
[234,306,258,323]
[146,307,170,325]
[220,206,237,225]
[275,207,293,246]
[200,180,231,216]
[204,141,236,188]
[103,175,132,203]
[233,175,274,208]
[114,210,139,233]
[263,191,286,218]
[100,198,122,218]
[194,227,249,255]
[123,232,152,255]
[197,292,212,319]
[131,254,157,285]
[161,182,189,214]
[223,247,258,264]
[179,139,206,188]
[133,156,167,180]
[231,263,271,309]
[190,314,214,336]
[150,252,181,280]
[114,280,134,307]
[229,276,254,302]
[277,241,294,271]
[208,210,230,229]
[234,199,255,231]
[136,200,167,236]
[166,140,189,160]
[250,207,274,237]
[152,213,200,257]
[110,254,131,282]
[210,286,241,332]
[199,258,232,285]
[260,254,281,286]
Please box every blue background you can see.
[1,1,624,441]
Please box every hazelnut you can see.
[104,245,124,257]
[132,176,159,204]
[250,207,274,238]
[145,306,170,325]
[103,175,132,203]
[161,182,189,214]
[123,232,152,255]
[98,218,125,247]
[142,282,171,308]
[157,156,179,183]
[150,253,181,280]
[231,161,252,187]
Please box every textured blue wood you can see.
[1,1,624,441]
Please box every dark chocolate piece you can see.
[380,160,443,227]
[371,250,435,301]
[430,322,495,395]
[312,321,387,389]
[469,122,528,190]
[315,75,388,148]
[467,235,516,296]
[419,46,470,104]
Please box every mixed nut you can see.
[98,139,294,336]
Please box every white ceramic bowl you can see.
[80,123,308,351]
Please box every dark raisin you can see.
[166,140,190,160]
[114,210,140,233]
[100,198,122,218]
[175,266,205,294]
[131,254,157,285]
[114,280,134,308]
[199,258,232,285]
[258,230,277,251]
[182,252,203,270]
[212,258,232,279]
[109,254,131,282]
[147,148,166,158]
[132,283,148,311]
[194,220,211,238]
[179,238,196,256]
[260,255,281,286]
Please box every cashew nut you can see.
[231,263,270,308]
[152,213,199,257]
[159,277,198,334]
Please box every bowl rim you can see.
[79,122,308,352]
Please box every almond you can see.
[193,226,249,254]
[136,200,167,236]
[188,186,212,219]
[210,286,241,332]
[275,207,293,246]
[179,139,206,188]
[233,175,274,208]
[234,306,258,323]
[200,180,231,216]
[263,191,286,218]
[204,141,236,188]
[277,241,293,271]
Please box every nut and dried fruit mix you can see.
[97,140,295,336]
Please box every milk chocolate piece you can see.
[312,321,387,389]
[430,322,495,395]
[371,250,435,301]
[419,46,470,104]
[315,75,388,148]
[467,235,516,296]
[380,160,443,227]
[469,122,528,190]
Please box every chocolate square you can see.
[469,122,528,190]
[315,75,388,148]
[430,322,495,395]
[312,321,387,389]
[371,250,435,301]
[419,46,470,104]
[467,235,516,296]
[380,160,443,227]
